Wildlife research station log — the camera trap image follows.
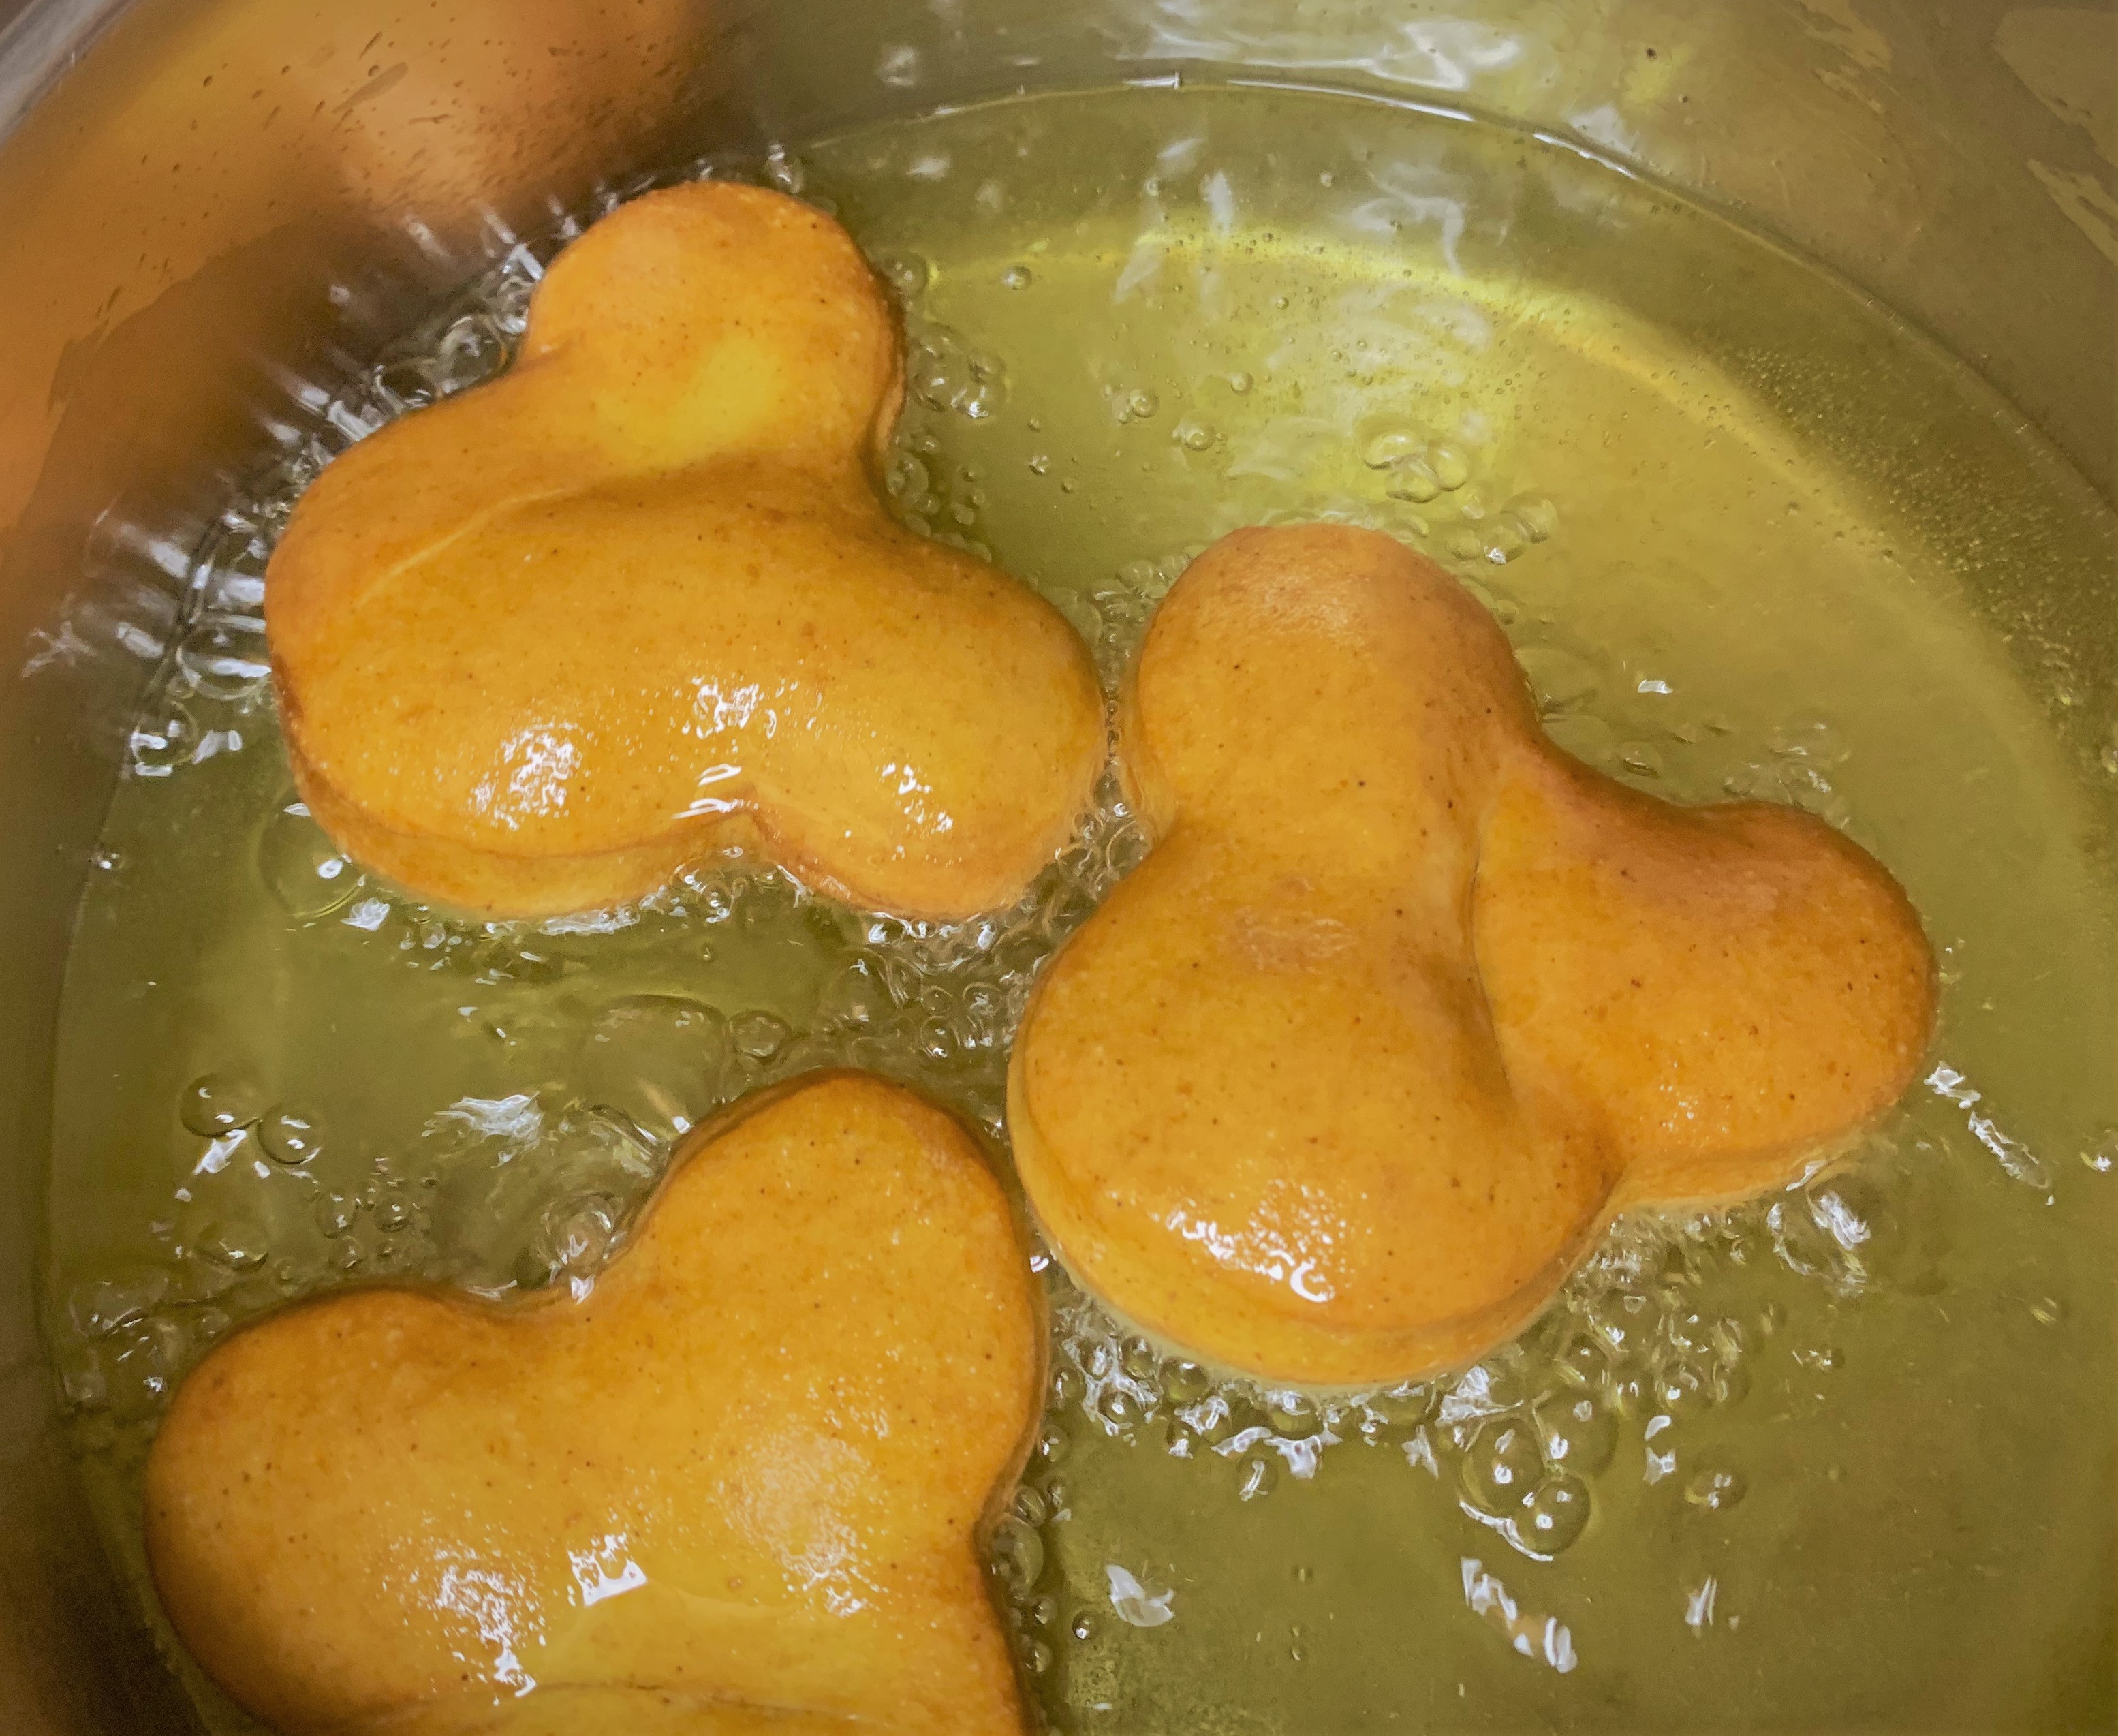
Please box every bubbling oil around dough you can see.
[45,84,2118,1735]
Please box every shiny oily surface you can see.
[269,179,1103,923]
[144,1073,1040,1736]
[45,84,2118,1734]
[1011,523,1934,1386]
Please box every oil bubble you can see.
[1364,1384,1437,1433]
[1482,516,1527,564]
[1509,493,1559,541]
[69,1272,168,1339]
[179,1069,266,1138]
[1097,1387,1144,1430]
[1536,1391,1617,1476]
[1684,1464,1748,1510]
[176,615,270,702]
[432,313,506,396]
[876,43,922,87]
[989,1515,1046,1600]
[259,1107,325,1167]
[1159,1359,1212,1404]
[759,142,807,194]
[730,1009,792,1060]
[129,700,200,777]
[1266,1391,1321,1439]
[1602,1354,1651,1418]
[1551,1322,1610,1389]
[1001,264,1033,290]
[58,1346,107,1411]
[1766,717,1849,764]
[196,1220,268,1273]
[258,803,357,922]
[373,358,435,411]
[1427,442,1473,491]
[1120,1335,1159,1380]
[907,322,1003,418]
[1515,646,1601,714]
[1384,461,1442,503]
[1461,1419,1544,1515]
[1654,1359,1713,1416]
[884,451,934,512]
[1362,428,1422,469]
[1617,741,1664,779]
[1516,1472,1591,1555]
[196,532,268,613]
[577,996,730,1143]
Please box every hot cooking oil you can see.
[44,84,2118,1733]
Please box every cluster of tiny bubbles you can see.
[125,691,212,778]
[1358,414,1558,572]
[412,1095,664,1296]
[792,773,1151,1129]
[1501,617,1865,825]
[883,439,995,563]
[1042,546,1203,692]
[1722,716,1854,828]
[125,228,552,801]
[50,771,1159,1461]
[258,797,359,923]
[860,239,1024,577]
[1106,383,1161,428]
[906,320,1008,424]
[1014,1122,1920,1592]
[54,1105,442,1463]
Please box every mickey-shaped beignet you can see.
[1009,525,1935,1387]
[144,1074,1043,1735]
[268,182,1104,919]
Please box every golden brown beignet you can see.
[267,181,1103,920]
[144,1074,1043,1736]
[1008,525,1935,1387]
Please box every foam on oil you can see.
[46,86,2118,1734]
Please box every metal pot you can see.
[0,1,2108,1729]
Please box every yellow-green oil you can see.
[44,85,2118,1733]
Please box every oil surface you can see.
[45,85,2118,1734]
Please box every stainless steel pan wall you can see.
[0,1,2107,1727]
